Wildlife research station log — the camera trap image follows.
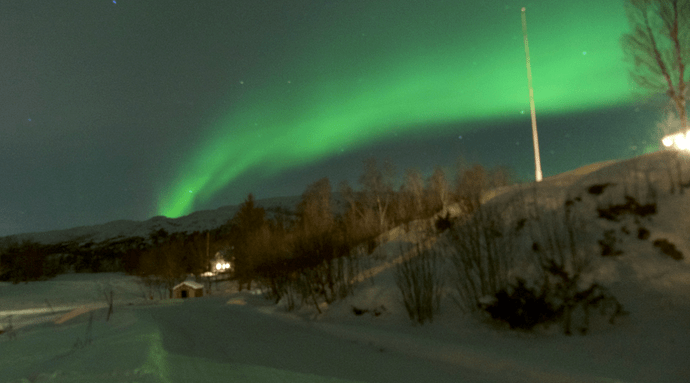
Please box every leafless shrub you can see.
[541,260,627,335]
[394,242,445,325]
[313,250,361,303]
[529,195,591,280]
[265,248,362,313]
[516,190,628,335]
[447,202,516,313]
[137,275,166,300]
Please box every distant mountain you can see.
[1,192,356,249]
[1,195,307,247]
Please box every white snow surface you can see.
[1,150,690,382]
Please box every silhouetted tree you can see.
[184,231,215,277]
[297,177,334,237]
[227,194,266,290]
[294,177,337,272]
[137,235,186,298]
[621,0,689,127]
[0,240,49,283]
[149,228,170,245]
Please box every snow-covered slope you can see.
[326,149,690,382]
[1,151,689,382]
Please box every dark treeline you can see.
[0,228,219,286]
[0,236,148,283]
[0,158,513,307]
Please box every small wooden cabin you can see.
[173,281,204,299]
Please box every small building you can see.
[173,281,204,299]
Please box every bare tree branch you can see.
[621,0,689,127]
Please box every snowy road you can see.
[1,295,618,383]
[146,295,505,383]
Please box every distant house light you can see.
[215,262,231,271]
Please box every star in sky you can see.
[0,0,663,236]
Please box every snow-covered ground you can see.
[1,150,690,382]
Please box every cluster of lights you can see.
[662,130,690,151]
[215,262,231,271]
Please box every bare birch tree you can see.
[359,158,395,232]
[428,167,450,212]
[400,167,425,219]
[455,164,488,215]
[621,0,689,127]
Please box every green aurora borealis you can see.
[158,1,637,218]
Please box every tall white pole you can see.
[521,7,543,182]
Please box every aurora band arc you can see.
[158,10,635,218]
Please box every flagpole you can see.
[521,7,543,182]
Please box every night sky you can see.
[0,0,668,236]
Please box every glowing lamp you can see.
[662,130,690,151]
[662,136,674,147]
[215,262,231,271]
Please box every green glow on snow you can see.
[159,1,635,217]
[142,329,172,383]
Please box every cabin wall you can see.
[173,286,203,299]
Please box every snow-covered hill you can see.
[1,151,690,382]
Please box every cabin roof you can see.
[173,281,204,290]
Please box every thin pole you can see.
[521,7,543,182]
[206,231,212,293]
